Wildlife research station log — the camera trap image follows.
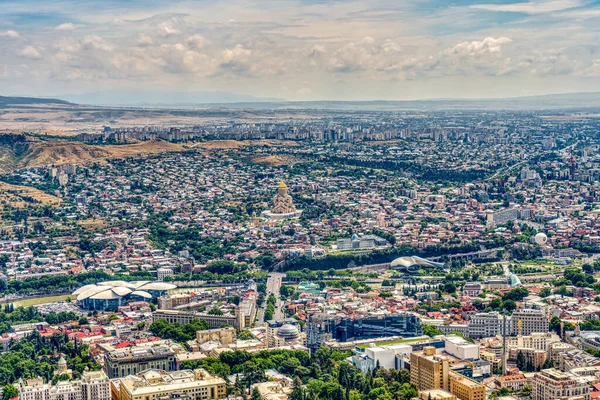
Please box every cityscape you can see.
[2,1,600,400]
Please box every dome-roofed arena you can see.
[73,281,176,310]
[390,256,446,274]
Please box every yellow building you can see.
[410,346,450,391]
[448,372,486,400]
[410,346,485,400]
[111,368,226,400]
[196,327,237,345]
[419,389,457,400]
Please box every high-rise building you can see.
[531,368,591,400]
[469,312,506,339]
[18,370,110,400]
[410,347,450,392]
[511,309,548,336]
[410,347,486,400]
[468,310,548,339]
[111,369,226,400]
[449,372,486,400]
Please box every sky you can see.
[1,0,600,101]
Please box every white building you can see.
[157,267,174,281]
[444,335,479,360]
[531,368,591,400]
[351,344,412,373]
[18,370,110,400]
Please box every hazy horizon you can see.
[1,0,600,102]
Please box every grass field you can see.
[357,336,429,348]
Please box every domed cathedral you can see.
[261,181,303,221]
[271,182,297,214]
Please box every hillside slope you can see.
[17,140,184,169]
[0,95,72,106]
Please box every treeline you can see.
[0,305,79,334]
[0,330,100,388]
[149,319,210,342]
[180,347,417,400]
[283,243,479,271]
[312,154,488,183]
[0,270,154,296]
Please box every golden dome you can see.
[278,181,288,189]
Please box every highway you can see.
[257,272,285,325]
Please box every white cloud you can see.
[470,0,586,14]
[309,45,326,57]
[134,33,154,47]
[328,36,402,73]
[159,43,214,74]
[55,23,77,31]
[0,30,21,39]
[447,37,513,57]
[186,34,208,50]
[18,46,42,60]
[81,35,113,52]
[158,23,180,38]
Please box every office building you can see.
[419,390,457,400]
[333,313,423,342]
[105,345,177,378]
[444,336,479,360]
[410,347,450,392]
[196,327,236,345]
[18,370,110,400]
[410,347,485,400]
[468,312,506,339]
[531,368,591,400]
[448,372,486,400]
[506,332,560,351]
[351,344,412,373]
[511,309,549,336]
[111,369,226,400]
[153,307,246,330]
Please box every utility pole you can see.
[502,311,508,376]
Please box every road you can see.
[267,272,285,321]
[257,272,285,325]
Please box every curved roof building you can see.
[278,324,299,339]
[73,281,176,310]
[507,272,522,287]
[390,256,446,273]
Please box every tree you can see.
[289,377,305,400]
[2,384,17,400]
[539,287,551,298]
[502,299,516,312]
[503,287,529,301]
[397,383,418,400]
[423,325,443,337]
[549,316,562,335]
[250,387,263,400]
[207,308,224,316]
[489,298,503,310]
[516,351,526,371]
[555,285,568,296]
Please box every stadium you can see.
[73,281,176,310]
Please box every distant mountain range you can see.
[59,90,286,107]
[215,92,600,110]
[0,95,72,106]
[3,91,600,110]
